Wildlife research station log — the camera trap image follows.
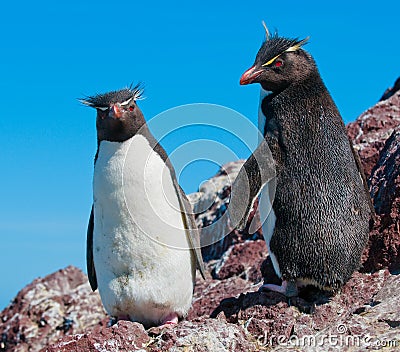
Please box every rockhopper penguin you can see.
[231,27,372,297]
[82,85,205,327]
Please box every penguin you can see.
[81,84,205,328]
[230,26,372,297]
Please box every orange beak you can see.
[240,65,263,85]
[110,104,123,119]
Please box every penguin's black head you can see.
[240,27,315,92]
[80,84,145,142]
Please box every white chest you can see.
[93,134,187,250]
[92,135,194,324]
[257,87,280,277]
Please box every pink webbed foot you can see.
[259,279,298,298]
[147,313,179,334]
[158,312,179,328]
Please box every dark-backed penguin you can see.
[81,84,205,328]
[231,26,372,297]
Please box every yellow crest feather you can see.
[285,37,310,53]
[262,54,281,67]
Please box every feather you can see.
[285,37,310,53]
[257,34,310,68]
[262,20,270,41]
[79,83,144,108]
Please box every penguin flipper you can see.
[173,180,206,279]
[228,139,276,230]
[86,206,98,291]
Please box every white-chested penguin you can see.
[82,84,205,328]
[230,26,373,297]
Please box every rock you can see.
[7,261,400,351]
[41,321,150,352]
[189,160,263,261]
[41,316,256,352]
[210,270,393,350]
[146,317,256,351]
[188,161,241,261]
[0,266,106,352]
[188,273,260,321]
[380,77,400,101]
[347,91,400,178]
[368,274,400,326]
[369,126,400,215]
[362,126,400,273]
[212,240,266,281]
[186,240,269,321]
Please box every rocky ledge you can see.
[1,79,400,351]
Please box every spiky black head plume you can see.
[255,34,309,68]
[240,27,313,91]
[81,83,147,143]
[80,83,144,109]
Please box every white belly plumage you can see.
[259,186,280,277]
[258,87,281,278]
[93,134,194,326]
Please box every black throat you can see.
[260,72,338,137]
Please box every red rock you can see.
[0,266,106,352]
[212,240,266,281]
[42,317,257,352]
[347,91,400,178]
[209,270,390,348]
[362,126,400,273]
[147,317,256,351]
[189,160,263,261]
[188,274,257,320]
[41,321,149,352]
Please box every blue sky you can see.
[0,0,399,309]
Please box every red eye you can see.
[275,60,283,67]
[129,106,134,111]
